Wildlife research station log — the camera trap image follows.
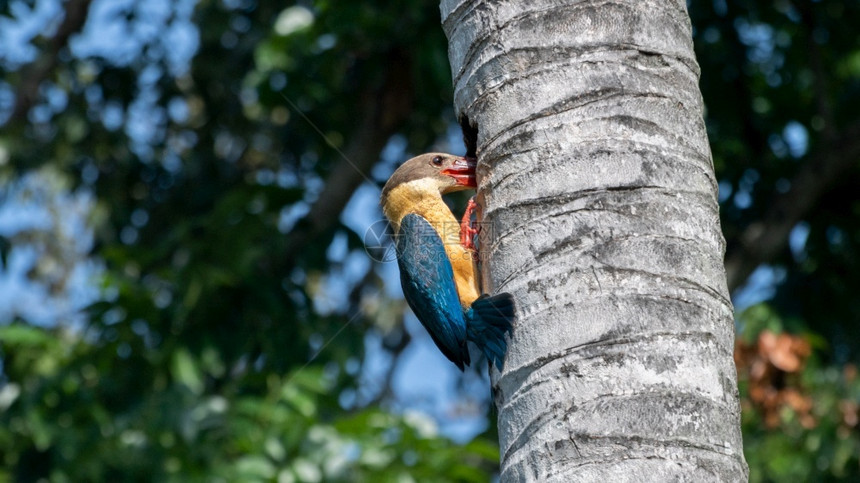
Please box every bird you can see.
[380,152,516,371]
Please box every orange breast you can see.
[448,244,480,308]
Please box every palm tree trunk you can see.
[442,0,749,480]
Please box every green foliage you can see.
[0,324,496,481]
[0,0,489,480]
[690,0,860,356]
[688,2,860,475]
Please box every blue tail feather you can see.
[466,293,516,370]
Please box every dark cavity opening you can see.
[459,116,478,158]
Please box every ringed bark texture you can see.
[441,0,748,481]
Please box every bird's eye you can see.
[431,156,443,166]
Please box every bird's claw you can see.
[460,197,479,251]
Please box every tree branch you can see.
[724,2,855,293]
[7,0,93,125]
[724,121,860,291]
[282,52,413,264]
[799,0,836,143]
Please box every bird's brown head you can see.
[381,153,477,202]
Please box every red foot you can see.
[460,197,479,251]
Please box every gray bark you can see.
[441,1,748,481]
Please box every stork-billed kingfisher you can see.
[381,153,515,371]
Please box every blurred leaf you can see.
[171,349,204,395]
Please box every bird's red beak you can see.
[441,156,477,187]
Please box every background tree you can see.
[443,0,746,479]
[0,0,858,481]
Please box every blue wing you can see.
[396,213,470,370]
